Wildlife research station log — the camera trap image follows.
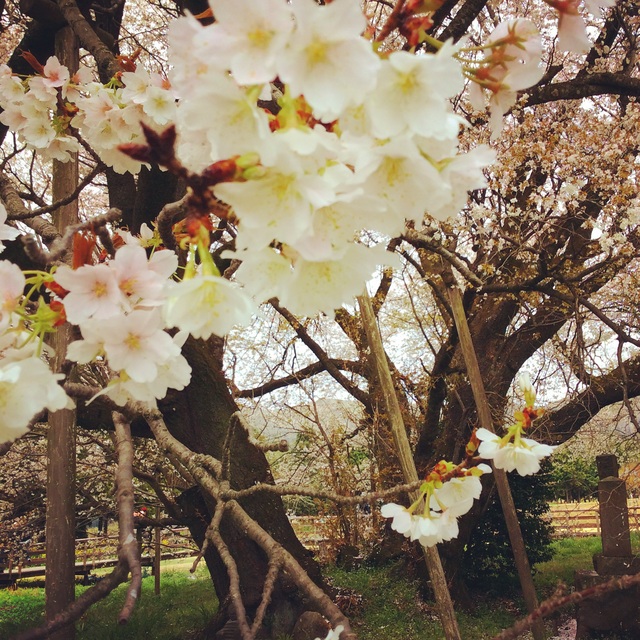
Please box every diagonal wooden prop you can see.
[446,284,545,640]
[358,292,462,640]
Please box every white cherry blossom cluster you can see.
[381,462,492,548]
[52,240,193,407]
[0,58,175,172]
[0,204,72,443]
[381,375,555,549]
[166,0,496,316]
[475,374,555,476]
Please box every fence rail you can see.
[548,499,640,537]
[0,526,198,588]
[4,502,640,587]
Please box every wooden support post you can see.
[446,285,545,640]
[154,508,161,596]
[45,25,79,640]
[358,293,462,640]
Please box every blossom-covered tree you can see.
[0,0,638,639]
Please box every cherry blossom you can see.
[0,356,71,444]
[366,43,463,139]
[467,19,544,138]
[380,503,415,536]
[53,263,124,324]
[207,0,294,85]
[278,0,380,121]
[163,272,255,340]
[476,428,555,475]
[42,56,70,89]
[0,261,24,331]
[100,308,179,383]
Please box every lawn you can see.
[0,561,216,640]
[0,537,619,639]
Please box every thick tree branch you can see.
[236,359,363,399]
[540,353,640,444]
[524,73,640,107]
[56,0,120,81]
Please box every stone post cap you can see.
[596,454,619,479]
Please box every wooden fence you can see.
[291,502,640,544]
[4,503,639,587]
[0,526,198,588]
[548,499,640,537]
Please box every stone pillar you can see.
[593,454,640,575]
[575,455,640,638]
[596,454,632,558]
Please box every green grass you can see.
[0,563,216,640]
[533,536,603,595]
[2,537,629,640]
[326,564,521,640]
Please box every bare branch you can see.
[250,551,283,638]
[56,0,120,80]
[113,411,142,625]
[236,359,363,399]
[205,501,253,640]
[10,563,129,640]
[8,164,103,221]
[270,299,372,409]
[222,478,422,503]
[492,571,640,640]
[402,229,484,286]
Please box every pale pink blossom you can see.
[54,263,125,324]
[111,244,175,307]
[101,309,179,383]
[42,56,70,89]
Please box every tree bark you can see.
[45,25,78,640]
[158,336,325,636]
